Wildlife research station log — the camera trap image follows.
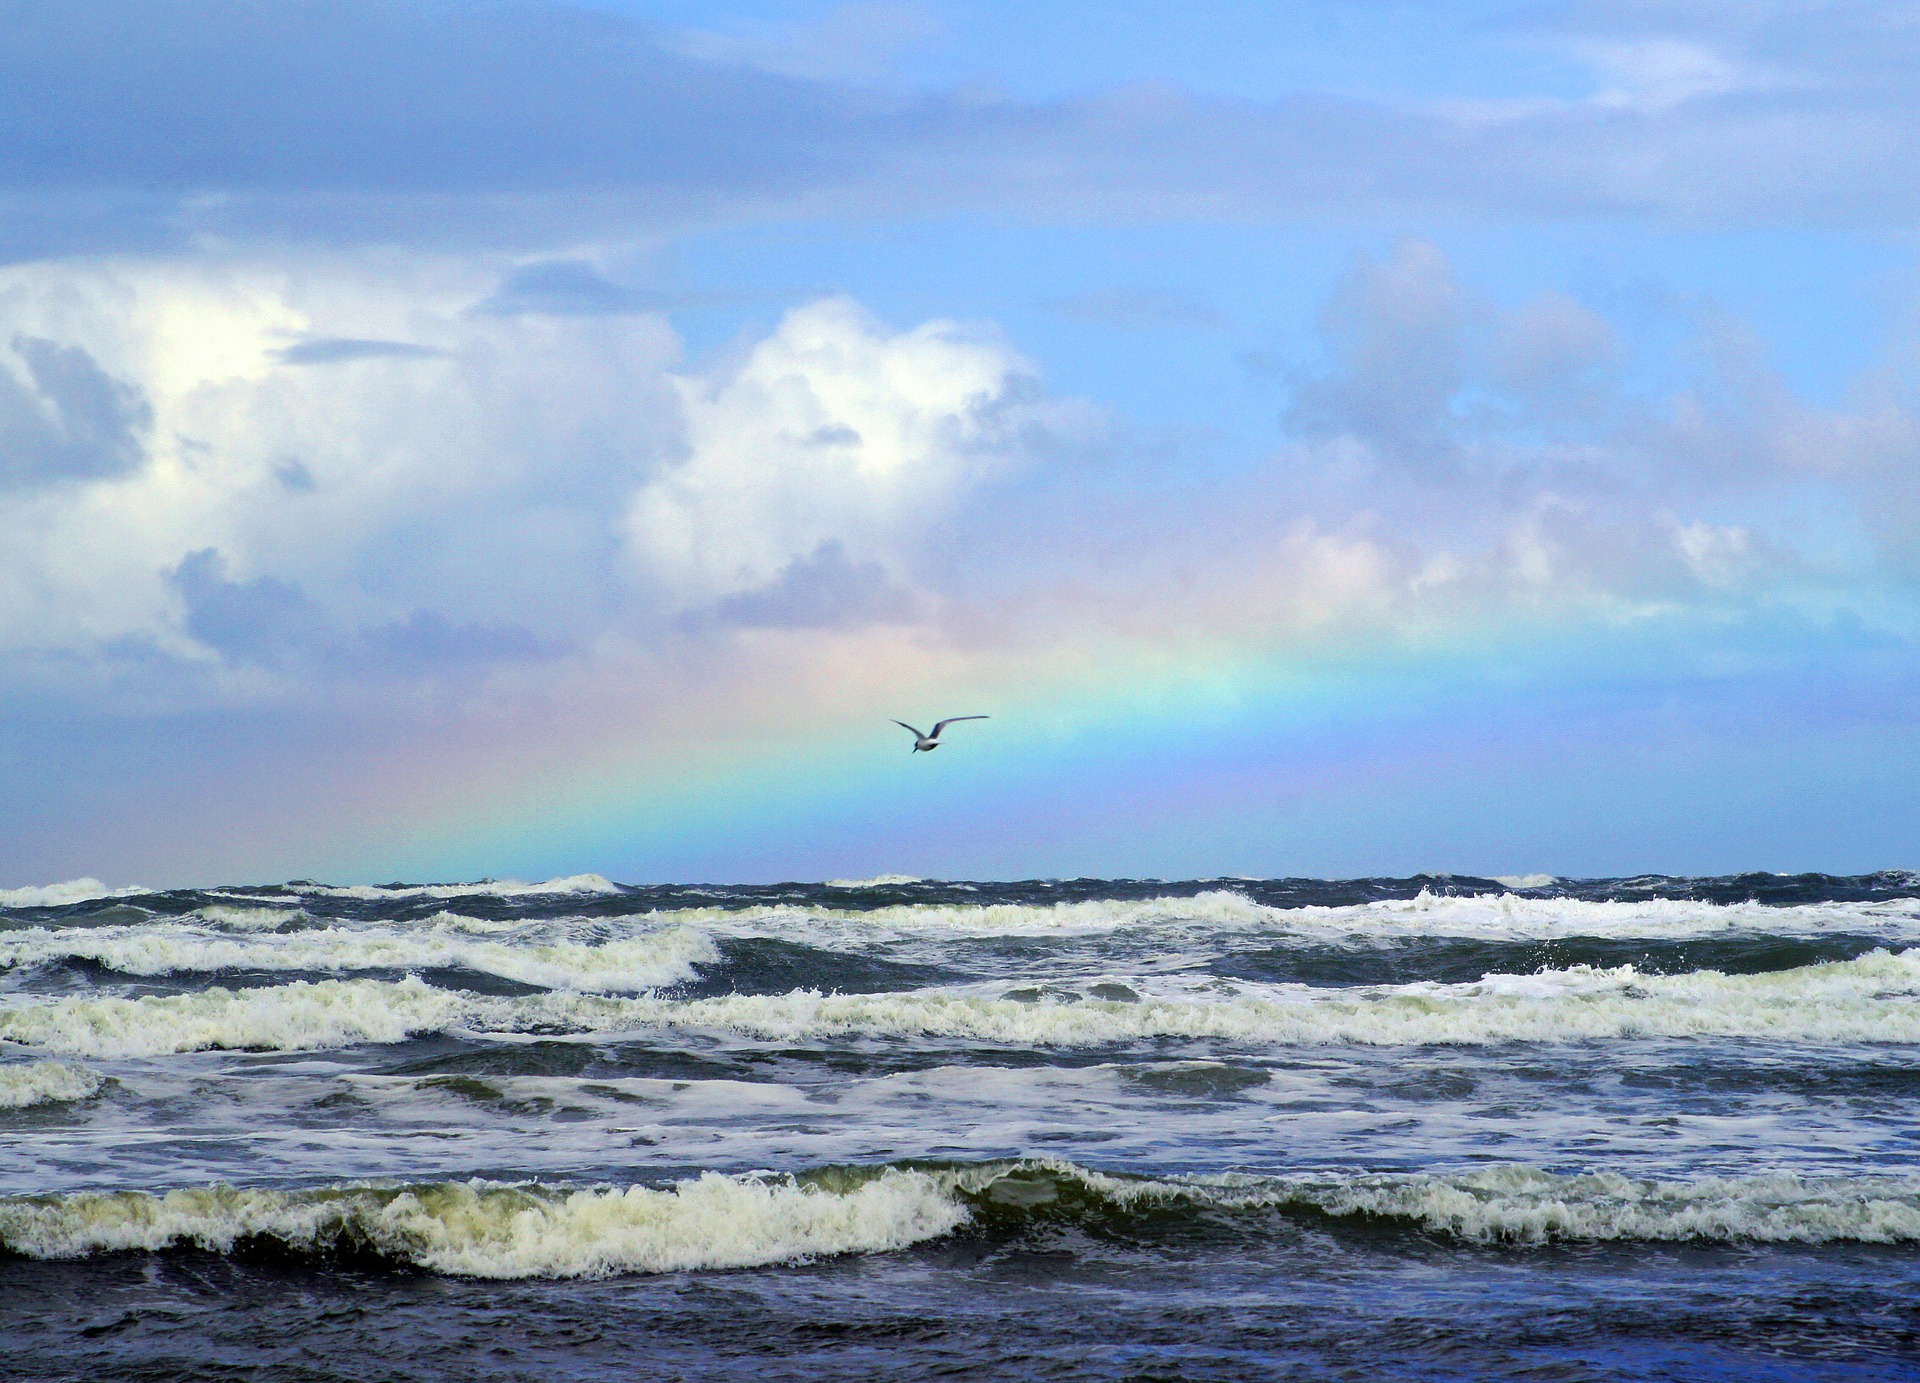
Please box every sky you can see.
[3,0,1920,886]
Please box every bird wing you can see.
[892,720,929,739]
[929,716,989,737]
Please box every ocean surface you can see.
[3,872,1920,1380]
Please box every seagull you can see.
[892,716,989,752]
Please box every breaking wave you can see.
[4,1160,1916,1279]
[0,1169,966,1278]
[641,889,1920,945]
[288,875,621,902]
[0,921,716,993]
[0,1060,101,1108]
[962,1161,1920,1246]
[0,879,148,909]
[0,977,470,1057]
[9,949,1920,1056]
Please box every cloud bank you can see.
[4,0,1920,256]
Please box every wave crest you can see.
[5,1160,1917,1279]
[0,879,147,909]
[0,1060,101,1108]
[0,1170,966,1278]
[289,875,620,901]
[12,949,1920,1057]
[0,922,716,993]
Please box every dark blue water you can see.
[2,871,1918,1379]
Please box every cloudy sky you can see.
[3,0,1919,886]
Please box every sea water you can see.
[1,873,1918,1379]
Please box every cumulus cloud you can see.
[1286,242,1474,464]
[626,297,1066,606]
[0,262,1092,708]
[0,239,1906,742]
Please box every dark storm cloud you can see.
[0,335,151,487]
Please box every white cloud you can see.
[0,239,1909,731]
[626,296,1059,608]
[0,264,1098,705]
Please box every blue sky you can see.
[0,1,1917,885]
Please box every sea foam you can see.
[640,888,1920,946]
[2,1161,1915,1279]
[0,879,148,909]
[8,949,1920,1057]
[0,976,469,1057]
[0,1169,967,1278]
[958,1160,1920,1246]
[289,875,621,901]
[0,921,716,993]
[0,1060,101,1108]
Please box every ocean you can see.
[2,872,1919,1380]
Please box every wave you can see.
[0,879,148,909]
[638,888,1920,945]
[0,922,715,993]
[0,977,471,1057]
[10,949,1920,1056]
[4,1160,1915,1278]
[0,1169,966,1278]
[191,905,308,931]
[961,1161,1920,1246]
[822,875,925,888]
[548,950,1920,1046]
[289,875,621,901]
[0,1060,101,1108]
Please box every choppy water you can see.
[3,871,1920,1379]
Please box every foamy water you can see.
[5,872,1920,1377]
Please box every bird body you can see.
[893,716,988,752]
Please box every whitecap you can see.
[0,1060,102,1108]
[981,1160,1920,1245]
[12,948,1920,1057]
[0,1169,966,1278]
[0,879,148,909]
[3,1160,1916,1279]
[0,976,470,1057]
[646,887,1920,947]
[291,875,621,901]
[0,921,716,994]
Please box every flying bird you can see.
[892,716,989,752]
